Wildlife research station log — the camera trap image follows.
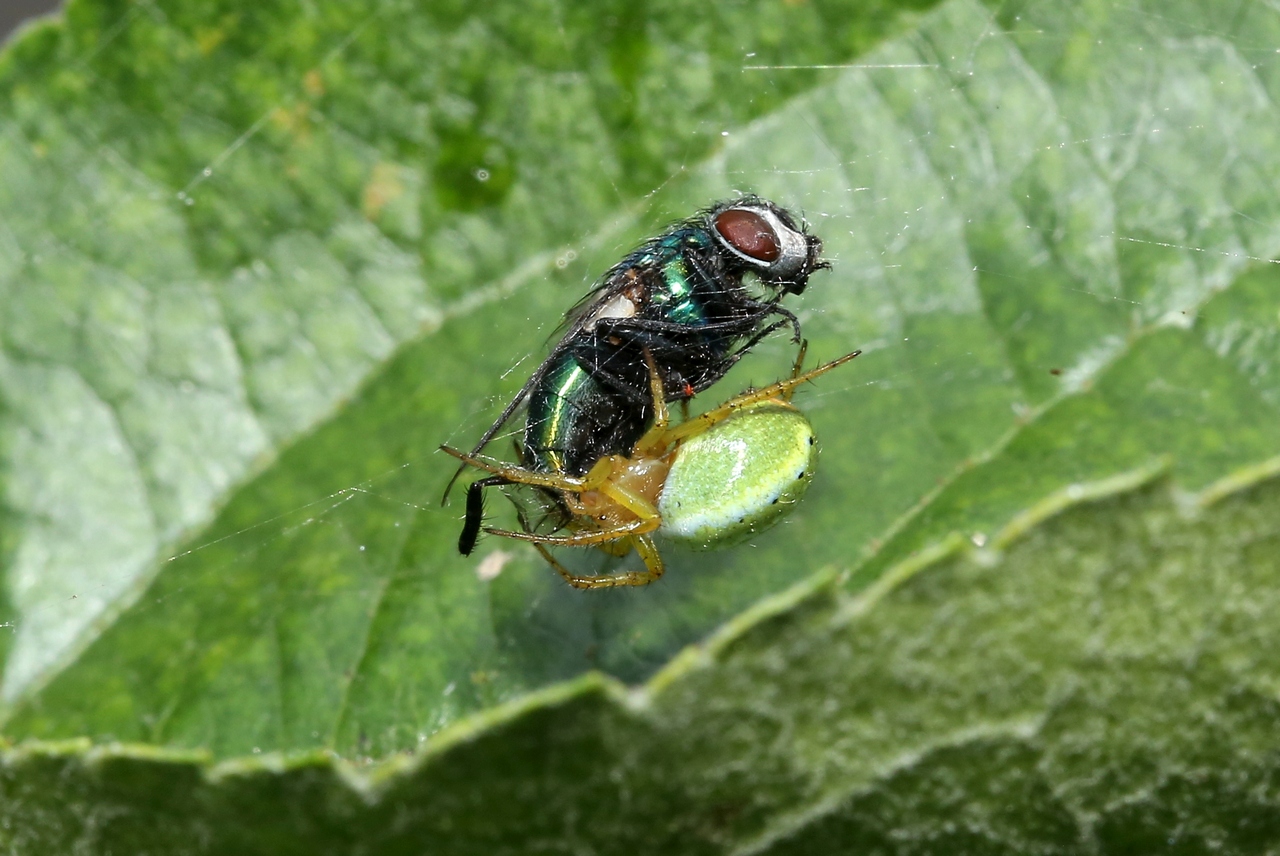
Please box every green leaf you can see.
[0,0,941,742]
[3,0,1280,849]
[10,464,1280,853]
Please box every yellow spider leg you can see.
[440,444,585,492]
[484,515,658,547]
[632,348,673,455]
[578,455,618,490]
[530,541,602,588]
[781,339,809,402]
[598,480,661,523]
[625,535,666,586]
[531,535,666,589]
[645,348,670,431]
[663,349,861,444]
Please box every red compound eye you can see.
[713,208,781,262]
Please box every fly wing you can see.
[441,254,647,501]
[440,340,564,501]
[552,246,653,339]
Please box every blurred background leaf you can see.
[2,0,1280,851]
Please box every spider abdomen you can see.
[658,401,817,551]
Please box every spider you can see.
[441,344,859,589]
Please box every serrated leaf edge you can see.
[3,453,1275,803]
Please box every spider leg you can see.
[441,338,573,503]
[627,535,666,586]
[664,349,862,444]
[631,349,674,454]
[485,514,657,547]
[781,339,809,402]
[486,470,661,547]
[529,535,666,589]
[597,479,661,523]
[644,349,669,431]
[530,541,594,588]
[440,444,586,492]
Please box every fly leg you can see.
[458,475,508,555]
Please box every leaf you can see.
[0,0,939,736]
[10,464,1280,854]
[3,0,1280,850]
